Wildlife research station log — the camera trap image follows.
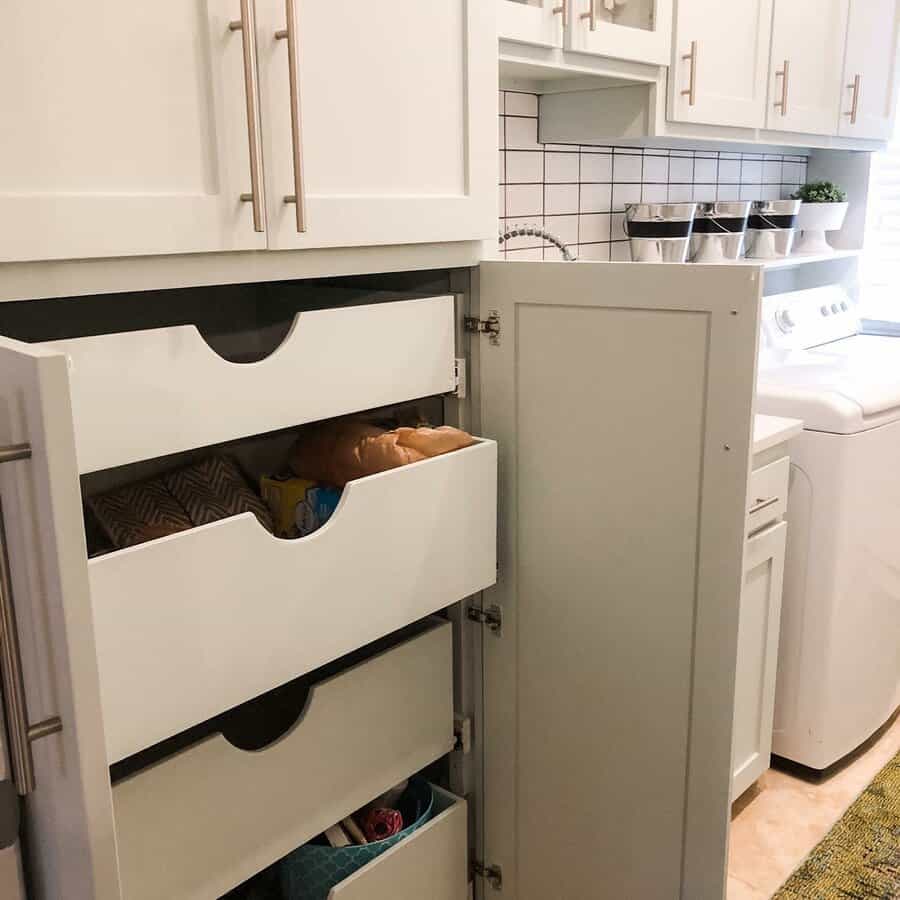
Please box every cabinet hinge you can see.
[453,357,468,399]
[472,860,503,891]
[453,714,473,754]
[464,310,501,345]
[467,604,502,635]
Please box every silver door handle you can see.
[552,0,569,29]
[0,445,63,797]
[844,74,861,124]
[749,496,779,516]
[275,0,308,232]
[681,41,697,106]
[774,60,790,117]
[580,0,597,31]
[230,0,267,233]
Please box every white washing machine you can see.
[757,285,900,770]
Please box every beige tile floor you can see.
[727,712,900,899]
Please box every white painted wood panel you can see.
[41,296,456,474]
[732,522,787,799]
[113,621,454,900]
[328,786,467,900]
[767,0,850,135]
[478,261,760,900]
[567,0,673,65]
[668,0,774,129]
[498,0,566,48]
[838,0,900,140]
[0,1,266,263]
[90,440,496,763]
[0,338,120,898]
[255,0,496,250]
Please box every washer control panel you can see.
[761,286,859,352]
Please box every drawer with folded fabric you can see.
[111,619,455,900]
[90,438,497,763]
[35,295,457,474]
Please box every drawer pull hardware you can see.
[579,0,597,31]
[681,41,697,106]
[230,0,267,233]
[749,496,779,516]
[464,310,501,345]
[774,60,790,117]
[552,0,568,29]
[274,0,308,232]
[0,444,64,797]
[467,604,503,635]
[844,74,861,124]
[472,860,504,890]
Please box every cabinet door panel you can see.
[838,0,900,140]
[767,0,849,134]
[567,0,673,64]
[0,1,266,262]
[669,0,774,128]
[479,260,759,900]
[499,0,566,48]
[256,0,495,250]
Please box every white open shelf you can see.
[726,249,861,270]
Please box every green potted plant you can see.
[791,181,849,255]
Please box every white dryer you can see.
[757,285,900,770]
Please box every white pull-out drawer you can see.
[746,456,789,535]
[112,619,454,900]
[327,785,467,900]
[39,295,456,474]
[91,439,497,763]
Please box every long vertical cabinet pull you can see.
[580,0,598,31]
[275,0,307,232]
[844,74,861,124]
[0,445,63,797]
[552,0,569,29]
[774,60,790,117]
[681,40,698,106]
[230,0,267,233]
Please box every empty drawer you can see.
[746,456,789,535]
[91,439,497,762]
[39,295,457,474]
[112,619,454,900]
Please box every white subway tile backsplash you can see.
[505,116,540,150]
[610,242,632,262]
[506,184,544,217]
[612,154,643,183]
[612,182,642,210]
[783,161,805,184]
[577,243,611,261]
[507,247,544,260]
[641,183,668,203]
[546,151,579,183]
[763,160,782,183]
[740,159,763,184]
[716,184,740,201]
[545,183,579,215]
[580,183,612,213]
[580,152,613,183]
[668,157,694,183]
[579,213,611,243]
[718,159,741,183]
[642,155,669,183]
[505,150,544,184]
[694,158,718,183]
[668,184,694,202]
[544,214,579,246]
[498,117,505,151]
[693,183,717,202]
[505,92,538,117]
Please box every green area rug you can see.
[773,750,900,899]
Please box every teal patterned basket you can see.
[280,779,434,900]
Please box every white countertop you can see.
[753,414,804,455]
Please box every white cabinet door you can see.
[668,0,774,128]
[0,339,119,899]
[567,0,673,65]
[499,0,567,48]
[478,261,759,900]
[255,0,496,251]
[0,2,267,263]
[731,522,787,800]
[767,0,850,135]
[838,0,900,140]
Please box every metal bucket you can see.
[624,203,697,263]
[689,201,751,262]
[744,199,802,259]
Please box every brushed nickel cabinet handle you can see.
[552,0,569,29]
[580,0,597,31]
[774,60,790,117]
[230,0,267,233]
[0,445,63,797]
[275,0,307,232]
[681,41,698,106]
[749,496,779,516]
[844,74,861,124]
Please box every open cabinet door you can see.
[0,340,120,899]
[475,261,760,900]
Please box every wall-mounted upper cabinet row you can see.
[1,0,494,264]
[499,0,673,66]
[669,0,900,140]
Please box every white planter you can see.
[793,201,849,255]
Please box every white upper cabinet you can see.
[567,0,673,66]
[0,1,267,263]
[766,0,850,135]
[838,0,900,140]
[256,0,495,251]
[668,0,774,129]
[498,0,567,48]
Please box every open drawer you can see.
[112,619,455,900]
[91,439,497,762]
[38,295,457,474]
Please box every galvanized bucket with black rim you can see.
[624,202,697,263]
[689,201,751,263]
[745,199,802,259]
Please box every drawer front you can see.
[91,439,497,763]
[41,295,457,474]
[328,786,467,900]
[746,456,789,535]
[113,620,454,900]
